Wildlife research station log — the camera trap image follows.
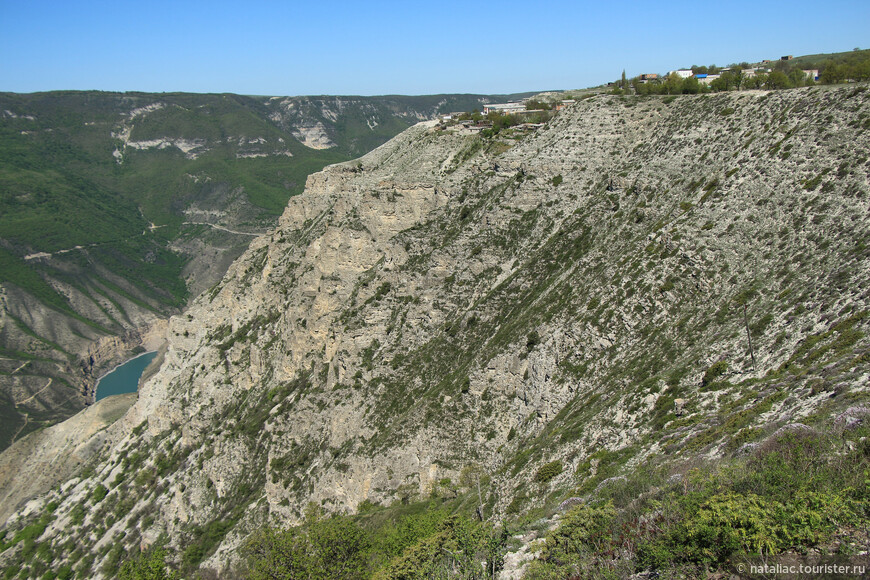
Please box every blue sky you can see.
[1,0,867,96]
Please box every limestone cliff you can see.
[0,91,523,452]
[1,85,869,578]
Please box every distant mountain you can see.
[0,90,535,450]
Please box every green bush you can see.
[374,507,449,562]
[182,520,236,568]
[534,460,564,484]
[119,548,177,580]
[243,507,506,580]
[527,502,616,577]
[90,484,108,504]
[531,423,870,576]
[245,515,370,580]
[644,486,865,568]
[526,331,541,351]
[681,492,778,562]
[374,516,506,580]
[701,360,728,387]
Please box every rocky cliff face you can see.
[0,91,523,451]
[1,85,869,578]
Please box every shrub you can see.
[375,507,450,561]
[701,360,728,387]
[646,485,865,569]
[681,492,778,562]
[245,516,370,580]
[528,502,616,576]
[374,516,507,580]
[90,484,108,504]
[119,548,177,580]
[535,460,564,484]
[536,423,870,576]
[183,520,236,568]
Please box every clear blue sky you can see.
[1,0,867,96]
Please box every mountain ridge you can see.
[1,84,869,578]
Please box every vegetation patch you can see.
[534,460,564,484]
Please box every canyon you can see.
[0,84,868,578]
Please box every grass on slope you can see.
[109,419,869,579]
[527,421,870,578]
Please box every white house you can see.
[483,103,527,115]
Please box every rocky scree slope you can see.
[0,91,522,451]
[1,85,869,577]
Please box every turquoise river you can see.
[95,352,157,401]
